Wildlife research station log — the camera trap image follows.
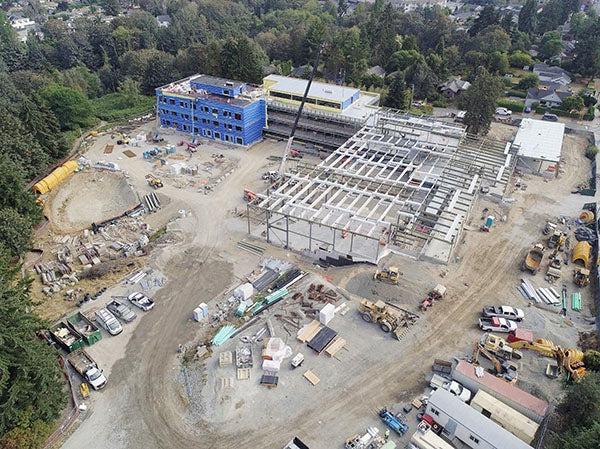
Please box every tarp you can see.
[33,160,78,194]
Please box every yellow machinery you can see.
[547,231,566,250]
[145,174,163,189]
[508,337,558,357]
[481,334,523,360]
[572,241,591,268]
[521,244,544,274]
[80,382,90,399]
[574,267,590,287]
[33,160,78,194]
[358,299,416,339]
[374,267,400,285]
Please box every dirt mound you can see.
[48,170,138,232]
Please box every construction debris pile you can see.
[34,217,153,297]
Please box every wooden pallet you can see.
[297,320,322,343]
[237,368,251,380]
[325,337,346,357]
[303,370,320,386]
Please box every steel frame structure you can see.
[248,112,515,264]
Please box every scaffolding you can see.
[248,112,516,264]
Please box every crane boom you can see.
[278,44,324,176]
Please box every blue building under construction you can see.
[155,75,266,146]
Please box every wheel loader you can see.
[374,267,400,285]
[145,174,163,189]
[358,299,417,339]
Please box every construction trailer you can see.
[451,360,549,424]
[248,111,515,265]
[409,421,456,449]
[426,389,533,449]
[470,390,539,444]
[155,74,266,146]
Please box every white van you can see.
[95,308,123,336]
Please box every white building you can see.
[9,17,36,42]
[513,118,565,175]
[426,389,533,449]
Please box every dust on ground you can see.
[48,170,138,233]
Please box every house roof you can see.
[367,65,386,77]
[526,87,571,102]
[427,389,533,449]
[264,74,360,105]
[156,15,171,23]
[440,78,471,94]
[454,360,550,419]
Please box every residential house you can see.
[439,78,471,99]
[156,15,171,28]
[366,65,386,78]
[9,15,36,42]
[533,63,572,87]
[525,85,571,108]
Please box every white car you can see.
[128,291,155,311]
[479,317,518,333]
[430,374,472,402]
[482,305,524,321]
[495,107,512,116]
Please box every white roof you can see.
[428,389,533,449]
[264,74,360,104]
[513,118,565,163]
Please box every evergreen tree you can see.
[518,0,537,33]
[384,74,408,109]
[458,67,503,134]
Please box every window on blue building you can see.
[235,125,242,131]
[212,108,218,115]
[213,121,219,126]
[171,111,177,116]
[225,135,230,142]
[169,99,175,105]
[202,118,207,124]
[224,90,231,96]
[203,106,209,112]
[214,132,221,139]
[206,130,212,137]
[236,137,243,144]
[234,113,241,120]
[194,127,199,133]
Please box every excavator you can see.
[507,329,586,381]
[472,341,518,383]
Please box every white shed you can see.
[513,118,565,175]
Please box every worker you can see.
[384,429,390,440]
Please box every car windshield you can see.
[88,370,102,381]
[109,322,120,331]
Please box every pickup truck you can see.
[482,306,524,321]
[107,299,137,322]
[430,374,472,402]
[67,349,107,390]
[128,291,155,311]
[479,317,517,333]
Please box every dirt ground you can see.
[54,122,597,449]
[48,170,139,233]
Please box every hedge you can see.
[506,90,527,99]
[533,105,593,120]
[497,98,525,112]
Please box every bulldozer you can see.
[358,299,417,339]
[574,267,590,287]
[374,267,400,285]
[145,174,163,189]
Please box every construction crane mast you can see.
[278,44,324,177]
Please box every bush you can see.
[496,98,525,112]
[584,105,596,121]
[585,146,599,160]
[431,98,448,107]
[91,93,154,122]
[517,73,539,90]
[506,89,527,98]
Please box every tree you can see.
[561,95,585,111]
[488,52,509,75]
[40,84,94,130]
[585,350,600,372]
[509,50,533,68]
[389,49,423,72]
[101,0,121,16]
[518,0,538,33]
[0,208,32,256]
[517,73,539,90]
[220,37,266,84]
[384,74,408,109]
[540,31,563,60]
[556,372,600,430]
[404,60,439,100]
[469,5,501,37]
[572,16,600,77]
[0,248,66,437]
[458,67,503,134]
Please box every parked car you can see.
[495,107,512,116]
[128,291,155,311]
[107,299,137,323]
[95,308,123,336]
[478,317,518,333]
[542,112,559,122]
[524,105,532,113]
[482,305,524,321]
[430,374,472,402]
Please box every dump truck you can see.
[67,349,107,390]
[66,312,102,346]
[359,299,417,339]
[374,267,400,285]
[49,321,84,353]
[521,244,544,274]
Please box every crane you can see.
[277,43,324,177]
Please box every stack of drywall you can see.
[192,302,209,321]
[518,279,542,303]
[537,288,560,305]
[234,283,255,301]
[319,303,335,325]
